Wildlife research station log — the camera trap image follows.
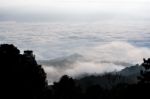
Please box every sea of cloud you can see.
[41,41,150,83]
[0,21,150,83]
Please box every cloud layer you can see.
[0,22,150,83]
[40,42,150,83]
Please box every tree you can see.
[52,75,82,99]
[0,44,48,99]
[138,58,150,83]
[85,85,104,99]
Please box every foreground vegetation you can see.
[1,44,150,99]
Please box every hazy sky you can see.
[1,0,150,5]
[0,0,150,22]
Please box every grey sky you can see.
[0,0,150,22]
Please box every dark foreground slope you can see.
[1,44,150,99]
[0,44,48,99]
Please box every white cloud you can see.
[0,22,150,83]
[41,41,150,83]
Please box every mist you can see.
[40,42,150,83]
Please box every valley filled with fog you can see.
[0,21,150,83]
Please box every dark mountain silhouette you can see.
[118,64,142,76]
[1,43,150,99]
[74,64,143,89]
[38,53,82,68]
[117,64,143,83]
[50,58,150,99]
[76,74,128,89]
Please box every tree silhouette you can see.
[0,44,47,99]
[52,75,82,99]
[2,44,150,99]
[85,85,105,99]
[138,58,150,83]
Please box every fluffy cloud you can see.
[0,22,150,83]
[41,42,150,83]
